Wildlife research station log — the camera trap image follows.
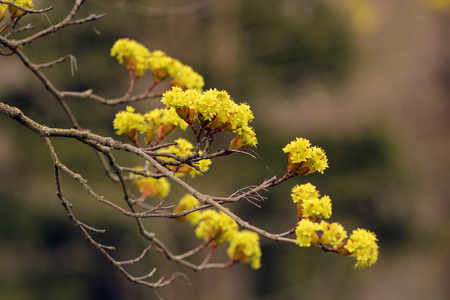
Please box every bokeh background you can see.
[1,0,449,299]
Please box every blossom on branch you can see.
[113,106,146,135]
[113,106,187,145]
[130,174,171,199]
[195,210,238,248]
[319,221,348,249]
[291,183,332,220]
[143,108,187,144]
[162,87,258,148]
[149,50,204,90]
[227,230,262,270]
[111,38,151,78]
[283,137,328,175]
[342,228,379,268]
[295,219,321,247]
[174,194,202,225]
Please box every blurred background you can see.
[1,0,449,299]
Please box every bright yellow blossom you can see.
[283,137,328,175]
[295,219,321,247]
[195,210,238,247]
[227,230,262,270]
[291,183,332,220]
[143,107,187,143]
[343,228,379,268]
[305,146,329,174]
[301,195,332,220]
[111,38,151,77]
[149,50,204,90]
[283,137,311,163]
[162,87,257,147]
[113,106,146,136]
[291,183,319,204]
[174,194,202,225]
[319,221,348,249]
[131,175,170,199]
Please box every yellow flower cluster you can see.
[293,184,378,268]
[283,137,328,175]
[194,210,238,247]
[291,183,332,220]
[319,221,348,248]
[144,108,188,143]
[113,106,146,135]
[149,50,205,90]
[162,87,257,148]
[111,38,152,78]
[110,39,204,89]
[113,106,187,145]
[158,138,212,177]
[173,194,202,225]
[174,197,262,270]
[343,228,379,268]
[295,219,321,247]
[227,230,262,270]
[130,173,170,199]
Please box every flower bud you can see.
[144,130,155,145]
[286,153,302,172]
[124,128,138,144]
[175,107,195,123]
[229,136,243,150]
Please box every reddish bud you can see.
[229,137,243,150]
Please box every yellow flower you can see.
[283,137,328,175]
[301,195,332,220]
[131,175,170,199]
[292,183,332,220]
[112,106,146,138]
[143,107,187,143]
[305,146,329,174]
[227,230,262,270]
[291,183,319,204]
[234,125,258,148]
[319,221,348,249]
[7,0,33,18]
[111,38,151,77]
[295,219,321,247]
[162,87,258,147]
[174,194,202,225]
[343,228,379,268]
[195,210,238,247]
[283,137,311,163]
[113,106,146,135]
[149,50,204,90]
